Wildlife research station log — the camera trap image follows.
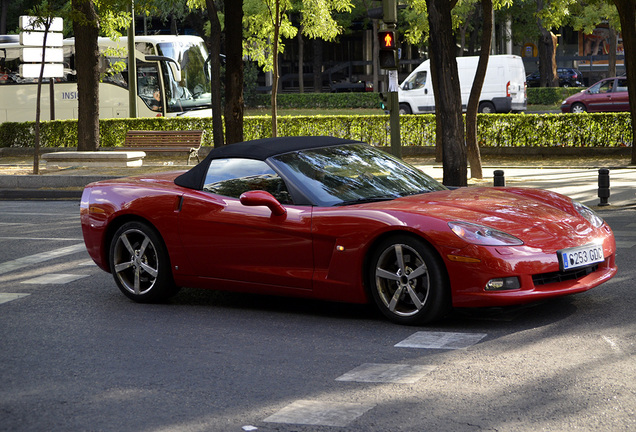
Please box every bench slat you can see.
[123,130,203,165]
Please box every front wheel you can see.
[399,103,412,115]
[109,221,179,303]
[571,102,587,113]
[367,235,450,325]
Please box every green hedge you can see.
[526,87,583,105]
[248,92,380,109]
[1,113,631,149]
[247,89,580,108]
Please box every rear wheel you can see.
[571,102,587,113]
[478,101,496,113]
[367,235,450,325]
[109,221,179,303]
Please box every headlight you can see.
[449,221,524,246]
[573,201,604,228]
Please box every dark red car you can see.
[561,76,630,113]
[80,137,617,324]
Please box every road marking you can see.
[602,335,622,353]
[264,400,375,427]
[395,331,487,349]
[21,273,89,285]
[0,212,80,217]
[0,293,30,305]
[616,241,636,249]
[336,363,436,384]
[0,243,86,276]
[0,237,83,241]
[612,230,636,237]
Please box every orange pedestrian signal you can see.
[383,33,393,48]
[378,30,396,50]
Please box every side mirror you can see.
[240,190,287,217]
[145,55,182,83]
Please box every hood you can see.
[373,187,598,247]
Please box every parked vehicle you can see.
[0,35,212,123]
[81,136,616,325]
[526,68,584,87]
[561,76,629,113]
[398,55,527,114]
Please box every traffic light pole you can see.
[379,0,401,158]
[389,83,401,158]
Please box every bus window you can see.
[101,56,126,87]
[137,61,163,113]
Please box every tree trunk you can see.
[537,29,558,87]
[612,0,636,164]
[536,0,558,88]
[205,0,225,148]
[224,0,244,145]
[298,26,304,93]
[466,0,492,180]
[33,21,52,174]
[0,0,8,35]
[608,27,617,78]
[271,1,281,137]
[426,0,467,186]
[313,39,322,92]
[72,0,100,151]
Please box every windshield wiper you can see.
[335,194,401,206]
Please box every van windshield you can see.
[401,71,427,91]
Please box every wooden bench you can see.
[123,130,203,165]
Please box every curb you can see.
[0,189,83,200]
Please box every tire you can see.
[109,221,179,303]
[478,101,496,113]
[571,102,587,113]
[399,103,412,115]
[367,235,450,325]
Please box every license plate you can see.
[558,244,604,271]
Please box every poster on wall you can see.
[578,25,624,66]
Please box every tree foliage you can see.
[244,0,351,136]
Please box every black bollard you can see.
[598,168,610,206]
[493,170,505,187]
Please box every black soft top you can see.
[174,136,359,190]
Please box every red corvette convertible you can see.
[80,137,617,325]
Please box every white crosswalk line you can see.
[395,331,487,349]
[0,293,30,305]
[21,274,89,285]
[0,243,86,276]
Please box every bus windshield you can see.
[156,40,211,113]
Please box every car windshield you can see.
[270,144,447,207]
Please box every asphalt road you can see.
[1,201,635,432]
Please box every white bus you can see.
[0,34,212,123]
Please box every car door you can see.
[177,158,314,291]
[611,78,630,111]
[586,78,616,112]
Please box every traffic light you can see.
[378,29,398,69]
[379,92,392,112]
[378,29,396,50]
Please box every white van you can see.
[398,55,527,114]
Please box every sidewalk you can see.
[0,153,634,209]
